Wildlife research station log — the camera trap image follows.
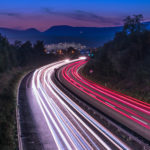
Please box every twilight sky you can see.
[0,0,150,31]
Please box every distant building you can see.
[45,42,87,54]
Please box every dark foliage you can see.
[0,34,56,149]
[83,15,150,102]
[0,35,46,72]
[0,72,22,150]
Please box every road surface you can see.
[30,59,131,150]
[18,59,150,150]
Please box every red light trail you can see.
[61,60,150,132]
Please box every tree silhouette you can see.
[33,40,45,55]
[123,14,144,34]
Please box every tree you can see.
[17,41,33,66]
[33,41,45,55]
[14,40,22,48]
[123,14,144,34]
[0,34,11,72]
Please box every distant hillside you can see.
[144,22,150,30]
[43,25,123,47]
[0,26,122,47]
[0,28,41,43]
[0,23,149,47]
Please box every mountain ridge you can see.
[0,23,149,47]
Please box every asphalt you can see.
[18,59,150,150]
[18,72,44,150]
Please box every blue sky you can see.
[0,0,150,31]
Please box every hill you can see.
[0,22,150,47]
[0,25,123,47]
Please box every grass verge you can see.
[0,58,58,150]
[0,68,27,150]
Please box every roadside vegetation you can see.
[0,69,23,150]
[0,35,59,149]
[83,14,150,103]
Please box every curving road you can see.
[30,59,131,150]
[57,60,150,141]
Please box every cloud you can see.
[43,7,54,14]
[68,10,111,24]
[43,8,122,26]
[0,12,22,18]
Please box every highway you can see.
[30,59,131,150]
[57,60,150,142]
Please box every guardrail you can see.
[16,76,24,150]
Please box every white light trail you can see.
[31,59,131,150]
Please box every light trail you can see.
[60,60,150,140]
[76,62,150,110]
[47,72,130,150]
[31,59,130,150]
[62,61,150,126]
[70,62,150,121]
[62,64,150,128]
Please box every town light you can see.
[65,59,70,62]
[79,56,86,60]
